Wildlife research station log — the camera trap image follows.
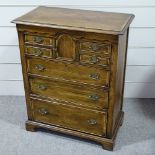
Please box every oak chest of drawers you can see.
[12,6,134,150]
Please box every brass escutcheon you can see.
[87,119,97,125]
[33,49,43,56]
[38,108,48,115]
[89,94,99,101]
[35,64,45,71]
[89,73,100,80]
[89,55,99,64]
[33,36,43,43]
[37,84,47,91]
[89,43,100,51]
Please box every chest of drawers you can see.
[12,6,134,150]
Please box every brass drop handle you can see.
[35,64,45,71]
[89,73,100,80]
[37,84,47,91]
[33,49,43,56]
[87,119,97,125]
[38,108,48,115]
[89,55,99,64]
[89,43,100,51]
[33,36,43,43]
[89,94,99,101]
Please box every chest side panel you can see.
[112,29,129,132]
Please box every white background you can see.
[0,0,155,98]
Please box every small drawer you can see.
[80,41,111,55]
[80,53,110,67]
[29,78,109,109]
[24,34,54,46]
[31,98,107,136]
[27,58,110,87]
[25,46,53,58]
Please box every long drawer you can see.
[29,78,109,109]
[27,58,110,86]
[31,98,107,136]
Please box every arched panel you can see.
[56,34,76,60]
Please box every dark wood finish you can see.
[79,41,111,53]
[25,33,54,46]
[25,46,53,58]
[27,58,110,86]
[12,6,134,151]
[31,98,107,136]
[29,77,109,110]
[79,41,111,67]
[12,6,134,35]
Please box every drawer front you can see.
[25,46,52,58]
[27,58,110,86]
[80,53,110,67]
[30,78,109,109]
[31,98,107,136]
[80,41,111,55]
[25,34,54,46]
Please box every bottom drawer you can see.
[31,98,107,136]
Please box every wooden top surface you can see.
[12,6,134,35]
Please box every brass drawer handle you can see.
[33,36,43,43]
[89,94,99,101]
[87,119,97,125]
[33,49,43,56]
[89,73,100,80]
[38,108,48,116]
[37,84,47,90]
[89,43,100,51]
[89,55,99,64]
[35,64,45,71]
